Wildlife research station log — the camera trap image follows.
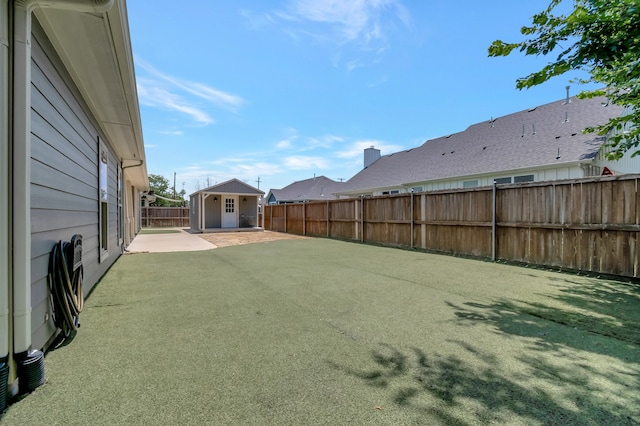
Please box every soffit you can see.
[34,1,148,188]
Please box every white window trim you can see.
[99,137,109,262]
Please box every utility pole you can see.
[256,176,261,190]
[172,172,176,199]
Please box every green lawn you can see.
[3,238,639,425]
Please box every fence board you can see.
[142,207,189,227]
[264,175,640,278]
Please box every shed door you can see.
[222,196,238,228]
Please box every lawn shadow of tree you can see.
[329,342,640,425]
[328,277,640,424]
[448,275,640,362]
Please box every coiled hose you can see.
[47,239,83,342]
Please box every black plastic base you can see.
[0,361,9,413]
[15,350,45,395]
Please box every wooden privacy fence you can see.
[263,174,640,279]
[142,207,189,227]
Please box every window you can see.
[225,198,235,213]
[99,139,109,261]
[117,165,123,246]
[411,186,422,193]
[463,180,479,188]
[514,174,534,183]
[494,177,512,184]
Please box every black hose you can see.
[47,240,83,342]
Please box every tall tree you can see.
[488,0,640,159]
[148,174,181,206]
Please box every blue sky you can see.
[127,0,584,195]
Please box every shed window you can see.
[463,180,479,188]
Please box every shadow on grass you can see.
[330,277,640,424]
[449,276,640,361]
[330,342,640,425]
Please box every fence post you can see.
[303,202,306,236]
[284,204,287,233]
[270,205,273,231]
[492,181,497,261]
[410,191,414,249]
[360,195,364,243]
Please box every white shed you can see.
[190,179,264,232]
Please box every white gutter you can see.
[11,0,114,358]
[1,0,9,366]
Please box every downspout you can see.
[1,0,10,410]
[11,0,114,394]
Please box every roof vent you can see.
[564,85,571,104]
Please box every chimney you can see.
[364,146,381,168]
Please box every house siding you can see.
[367,165,588,195]
[29,20,122,350]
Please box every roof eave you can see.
[34,0,148,189]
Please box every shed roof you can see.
[191,178,264,196]
[336,95,623,195]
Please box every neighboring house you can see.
[335,94,635,198]
[1,0,148,399]
[190,179,264,232]
[266,175,344,205]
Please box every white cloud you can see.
[159,130,184,136]
[136,58,245,112]
[277,139,293,149]
[244,1,411,71]
[284,155,330,170]
[279,0,410,46]
[137,80,214,125]
[304,134,344,150]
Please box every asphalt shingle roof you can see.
[268,175,344,202]
[338,95,623,194]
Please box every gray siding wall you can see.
[30,20,122,350]
[205,196,221,228]
[189,195,199,231]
